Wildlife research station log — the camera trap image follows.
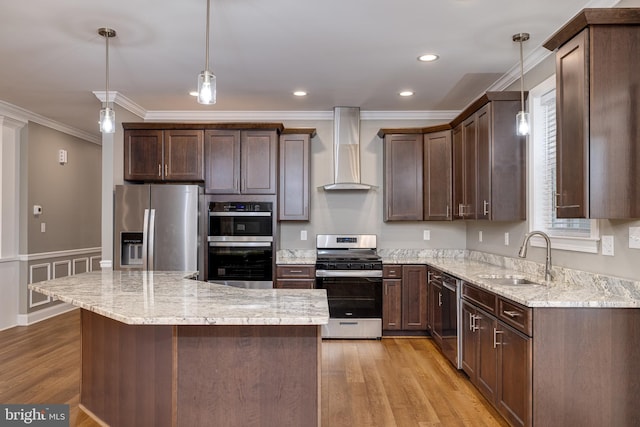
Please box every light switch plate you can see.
[601,235,614,256]
[504,232,510,246]
[423,230,431,241]
[478,231,483,242]
[630,227,640,249]
[300,230,307,241]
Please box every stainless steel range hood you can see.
[321,107,376,191]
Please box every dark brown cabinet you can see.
[461,283,532,427]
[452,95,526,221]
[427,269,443,344]
[423,130,453,220]
[205,129,278,194]
[275,265,315,289]
[279,129,314,221]
[382,133,424,221]
[124,129,204,182]
[382,265,427,331]
[544,10,640,219]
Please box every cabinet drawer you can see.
[462,283,496,314]
[276,265,315,279]
[498,297,532,336]
[275,280,315,289]
[383,265,403,278]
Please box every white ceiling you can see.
[0,0,623,138]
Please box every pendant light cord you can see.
[519,38,525,113]
[105,34,110,106]
[205,0,211,71]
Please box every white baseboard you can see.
[16,303,77,326]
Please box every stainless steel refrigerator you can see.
[114,184,200,271]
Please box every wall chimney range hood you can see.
[321,107,376,191]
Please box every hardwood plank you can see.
[1,311,508,427]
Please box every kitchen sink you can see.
[476,274,542,286]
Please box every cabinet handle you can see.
[503,310,521,318]
[458,203,464,216]
[483,200,489,216]
[158,164,162,177]
[469,312,475,331]
[446,205,450,218]
[289,270,303,273]
[165,164,168,177]
[427,271,432,282]
[438,292,442,307]
[493,328,504,349]
[555,192,580,209]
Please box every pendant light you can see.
[98,27,116,134]
[197,0,216,104]
[513,32,530,136]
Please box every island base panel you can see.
[177,324,320,427]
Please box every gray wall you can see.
[278,118,467,250]
[25,122,101,253]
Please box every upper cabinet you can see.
[451,93,526,221]
[205,129,278,194]
[278,129,315,221]
[124,128,204,182]
[424,129,453,220]
[381,91,525,222]
[382,132,424,221]
[544,8,640,219]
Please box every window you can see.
[528,75,599,253]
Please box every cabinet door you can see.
[452,125,464,220]
[241,130,277,194]
[383,279,402,330]
[275,280,315,289]
[279,133,310,220]
[401,265,427,330]
[497,324,532,427]
[461,302,478,380]
[476,104,492,220]
[164,130,204,181]
[555,28,589,218]
[124,130,164,181]
[476,311,498,403]
[462,115,477,219]
[424,130,452,220]
[383,134,424,221]
[204,130,241,194]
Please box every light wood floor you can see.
[0,309,507,427]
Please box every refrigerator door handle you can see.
[148,209,156,271]
[142,209,150,270]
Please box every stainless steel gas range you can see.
[315,234,383,339]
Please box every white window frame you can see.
[527,75,599,253]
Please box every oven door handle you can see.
[209,242,273,248]
[209,211,271,217]
[208,236,273,243]
[315,270,383,278]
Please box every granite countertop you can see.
[29,271,329,326]
[275,249,640,309]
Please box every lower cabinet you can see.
[275,265,315,289]
[461,283,532,427]
[382,265,428,331]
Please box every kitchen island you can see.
[29,271,329,427]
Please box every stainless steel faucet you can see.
[518,231,554,282]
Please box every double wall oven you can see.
[207,201,274,289]
[315,234,383,339]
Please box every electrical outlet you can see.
[601,235,614,256]
[40,222,46,233]
[630,227,640,249]
[423,230,431,241]
[478,231,483,242]
[58,149,68,164]
[300,230,307,241]
[504,232,510,246]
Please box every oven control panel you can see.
[209,202,272,213]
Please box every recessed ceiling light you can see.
[399,91,414,97]
[418,54,439,62]
[293,91,307,97]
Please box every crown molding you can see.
[360,110,459,121]
[92,91,147,119]
[0,100,100,145]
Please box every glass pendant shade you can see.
[516,110,530,136]
[99,106,115,133]
[197,70,216,104]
